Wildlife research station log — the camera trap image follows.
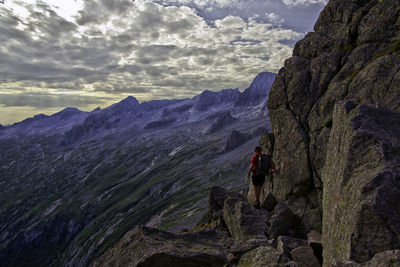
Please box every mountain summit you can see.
[235,72,276,107]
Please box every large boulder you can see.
[343,250,400,267]
[223,192,267,240]
[209,186,228,228]
[236,246,288,267]
[93,226,231,267]
[277,236,307,257]
[307,230,323,265]
[322,101,400,265]
[269,203,298,239]
[290,246,320,267]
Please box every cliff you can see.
[266,0,400,265]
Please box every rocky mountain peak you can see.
[110,95,140,113]
[52,107,85,119]
[235,72,276,107]
[91,106,101,112]
[194,88,240,111]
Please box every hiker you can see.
[247,146,276,209]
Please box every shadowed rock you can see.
[307,230,322,265]
[277,236,307,258]
[262,193,277,212]
[269,203,298,239]
[224,130,248,152]
[209,186,228,228]
[290,246,320,267]
[223,192,267,240]
[93,226,231,267]
[267,0,400,258]
[236,246,288,267]
[322,101,400,265]
[343,250,400,267]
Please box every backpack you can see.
[256,154,271,176]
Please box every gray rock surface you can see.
[93,226,231,267]
[269,203,298,239]
[223,192,267,240]
[277,236,307,257]
[343,250,400,267]
[290,246,320,267]
[322,101,400,265]
[224,130,249,152]
[267,0,400,256]
[262,193,277,212]
[209,186,228,228]
[307,230,322,263]
[237,245,287,267]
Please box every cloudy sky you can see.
[0,0,327,125]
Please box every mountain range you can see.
[0,72,276,266]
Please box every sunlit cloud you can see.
[0,0,326,124]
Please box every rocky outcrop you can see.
[266,0,400,253]
[322,101,400,265]
[344,250,400,267]
[235,72,276,107]
[94,187,322,266]
[290,246,321,267]
[205,111,236,134]
[194,89,240,111]
[93,226,231,267]
[144,118,177,130]
[277,236,308,257]
[236,245,288,267]
[269,203,298,239]
[223,192,266,240]
[224,130,248,152]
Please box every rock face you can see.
[269,203,298,239]
[267,0,400,246]
[349,250,400,267]
[93,226,231,267]
[194,89,240,111]
[237,246,286,267]
[290,246,321,267]
[223,192,266,240]
[322,101,400,265]
[224,130,248,152]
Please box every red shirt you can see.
[251,154,259,172]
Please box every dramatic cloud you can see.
[282,0,328,6]
[0,0,326,124]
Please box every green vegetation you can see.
[334,44,355,52]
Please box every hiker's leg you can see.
[254,185,261,202]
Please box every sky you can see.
[0,0,327,125]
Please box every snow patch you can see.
[169,145,186,157]
[42,199,62,216]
